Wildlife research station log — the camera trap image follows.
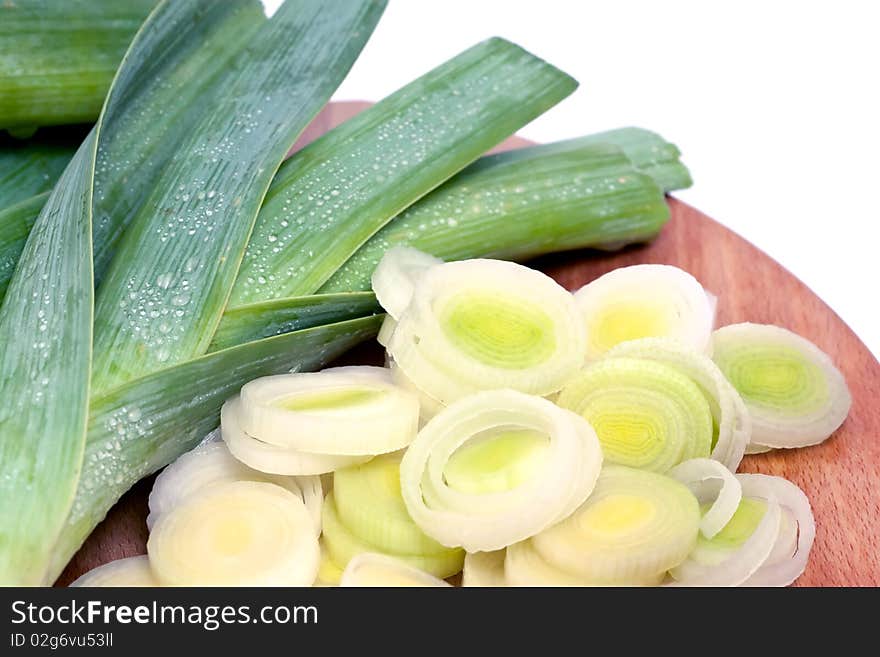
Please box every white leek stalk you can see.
[238,367,419,455]
[605,337,751,471]
[531,465,700,584]
[400,390,603,551]
[146,441,322,534]
[387,259,586,404]
[221,398,370,475]
[557,357,713,472]
[148,481,319,586]
[340,553,451,587]
[712,323,851,449]
[371,246,443,320]
[71,556,158,587]
[573,264,714,360]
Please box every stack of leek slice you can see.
[74,249,849,587]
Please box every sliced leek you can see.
[388,259,585,404]
[400,390,602,551]
[388,358,445,422]
[71,555,158,587]
[574,264,714,360]
[462,550,506,587]
[238,367,419,455]
[372,246,442,320]
[557,357,713,472]
[738,474,815,587]
[606,337,751,471]
[668,475,782,586]
[505,539,665,587]
[712,323,851,448]
[321,492,464,578]
[146,441,322,534]
[340,553,451,587]
[148,480,319,586]
[314,542,344,587]
[531,465,700,584]
[668,458,742,538]
[221,397,369,475]
[333,452,454,556]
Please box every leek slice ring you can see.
[400,390,602,552]
[238,367,419,455]
[573,264,714,359]
[557,357,713,472]
[712,323,851,448]
[71,556,158,587]
[371,246,443,320]
[221,398,369,475]
[531,465,700,583]
[146,441,322,534]
[340,553,451,587]
[606,337,751,471]
[388,259,586,404]
[148,480,320,586]
[668,458,742,538]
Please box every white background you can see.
[326,0,880,356]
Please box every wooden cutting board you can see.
[57,102,880,587]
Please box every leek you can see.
[0,192,47,301]
[209,292,381,352]
[238,367,419,455]
[221,397,371,476]
[146,441,322,534]
[0,127,81,203]
[462,550,507,587]
[386,258,585,404]
[147,480,320,586]
[573,264,715,360]
[400,390,602,552]
[321,492,464,578]
[531,465,700,584]
[712,323,851,449]
[557,357,713,472]
[0,0,156,129]
[90,0,386,392]
[606,338,751,471]
[320,141,672,294]
[340,553,451,587]
[70,555,158,587]
[228,37,577,306]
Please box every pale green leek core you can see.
[276,387,384,411]
[712,323,851,448]
[444,429,550,495]
[387,259,585,404]
[438,293,557,370]
[531,465,700,584]
[695,498,767,558]
[557,357,713,472]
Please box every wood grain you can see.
[57,102,880,587]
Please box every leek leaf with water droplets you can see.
[209,292,381,353]
[321,141,670,293]
[88,0,385,394]
[228,37,578,306]
[0,134,96,585]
